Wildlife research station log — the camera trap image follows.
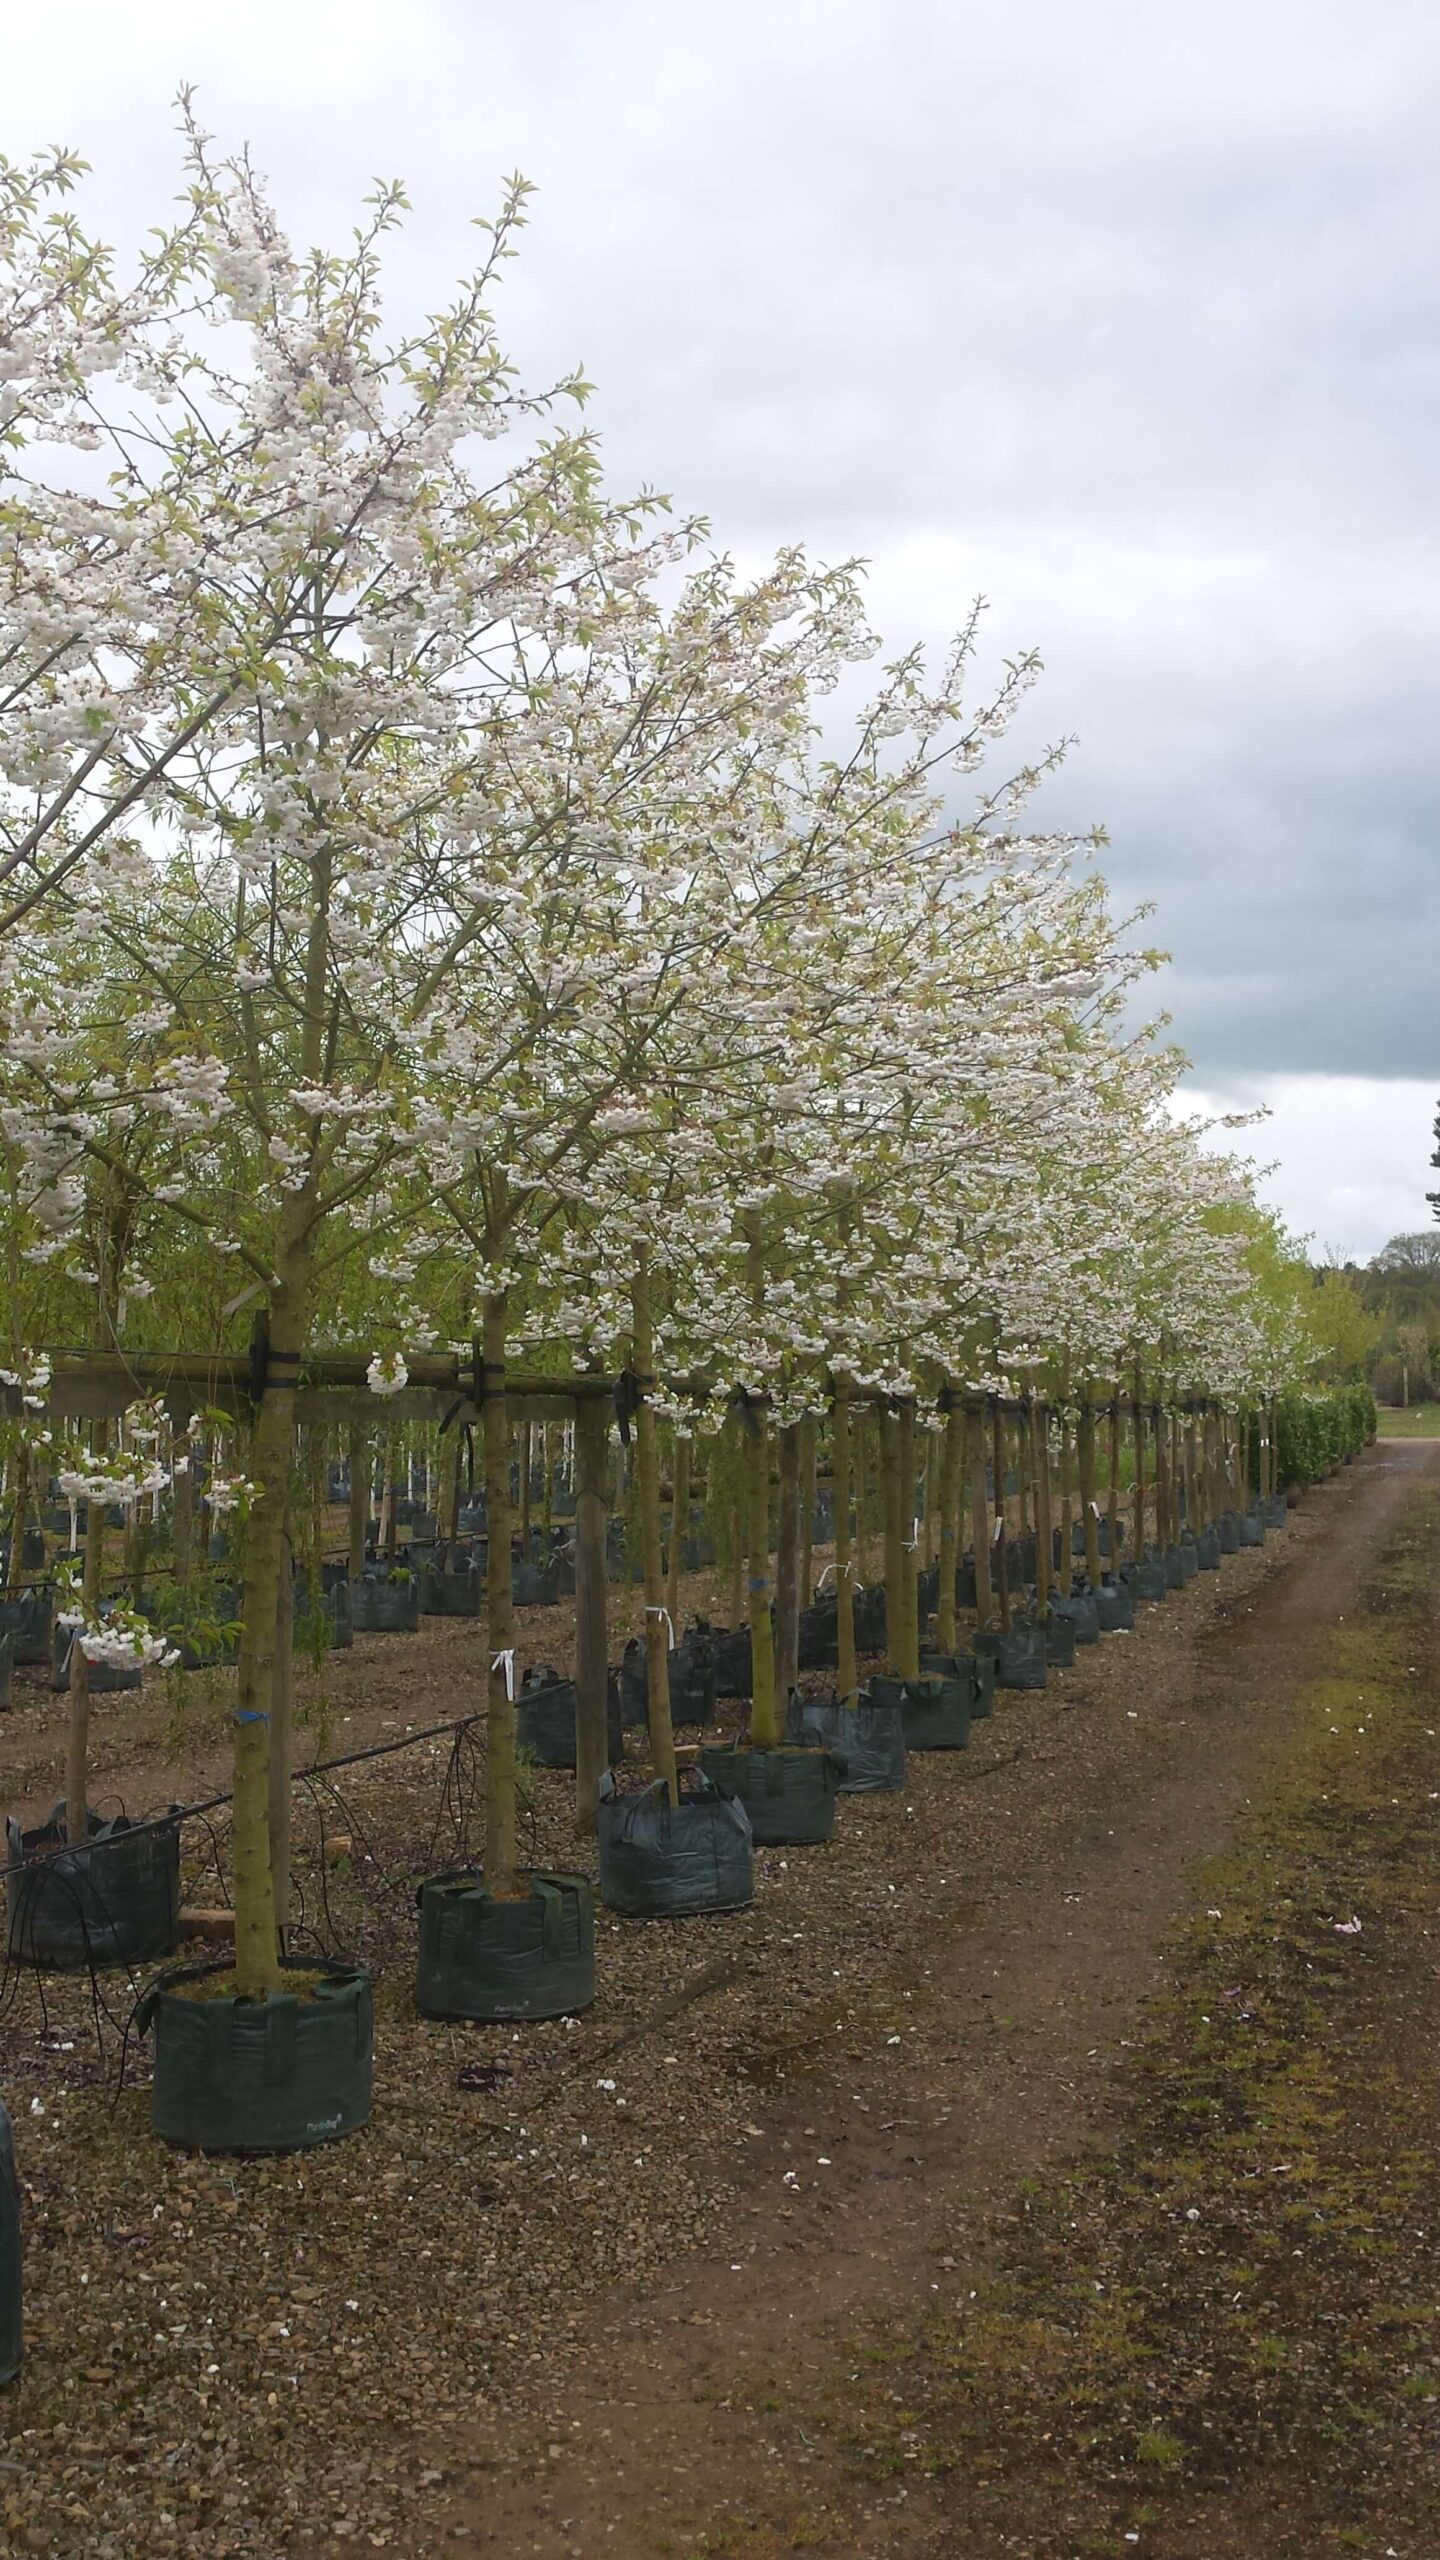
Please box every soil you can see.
[1,1445,1434,2560]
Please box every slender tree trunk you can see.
[969,1400,994,1631]
[832,1377,857,1697]
[991,1401,1012,1633]
[1132,1368,1147,1559]
[880,1406,905,1674]
[519,1421,533,1558]
[631,1250,678,1805]
[897,1399,920,1678]
[232,1331,304,2002]
[934,1392,964,1656]
[799,1414,816,1611]
[1106,1399,1121,1572]
[854,1410,870,1587]
[481,1295,520,1895]
[774,1420,802,1703]
[1032,1401,1053,1613]
[64,1462,107,1846]
[728,1497,745,1630]
[1077,1400,1101,1588]
[573,1391,610,1837]
[269,1515,293,1955]
[1058,1404,1073,1589]
[666,1427,692,1628]
[1154,1404,1171,1555]
[745,1404,779,1747]
[347,1426,367,1582]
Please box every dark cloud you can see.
[6,0,1440,1096]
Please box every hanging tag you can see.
[645,1604,676,1651]
[991,1514,1004,1543]
[68,1498,78,1555]
[491,1649,516,1700]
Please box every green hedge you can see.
[1271,1384,1376,1488]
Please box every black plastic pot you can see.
[1217,1511,1241,1555]
[1093,1578,1135,1633]
[415,1870,595,2020]
[1193,1526,1221,1571]
[140,1960,372,2152]
[516,1668,623,1770]
[868,1667,972,1751]
[48,1623,144,1694]
[1175,1538,1200,1584]
[619,1633,718,1728]
[974,1624,1048,1690]
[702,1623,753,1697]
[349,1574,421,1633]
[0,1589,52,1667]
[1260,1494,1288,1532]
[0,2101,18,2385]
[597,1771,753,1916]
[420,1563,482,1618]
[6,1808,179,1971]
[787,1689,905,1791]
[698,1743,842,1845]
[1050,1591,1100,1646]
[852,1585,887,1653]
[1237,1509,1265,1548]
[457,1502,487,1535]
[406,1511,439,1545]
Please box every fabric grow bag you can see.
[515,1669,624,1771]
[140,1960,372,2153]
[706,1623,753,1697]
[6,1808,179,1972]
[698,1744,842,1845]
[457,1502,487,1535]
[0,1589,52,1668]
[1238,1508,1265,1548]
[1175,1538,1200,1583]
[974,1624,1048,1690]
[597,1771,753,1917]
[1260,1494,1288,1532]
[349,1575,421,1633]
[415,1869,594,2020]
[1192,1526,1221,1572]
[920,1648,997,1720]
[0,2101,18,2385]
[1122,1555,1168,1604]
[48,1623,143,1694]
[1041,1609,1077,1668]
[512,1556,560,1608]
[420,1563,482,1618]
[619,1635,718,1729]
[1093,1577,1135,1633]
[867,1668,972,1752]
[1050,1591,1100,1646]
[796,1600,839,1671]
[787,1690,905,1792]
[1217,1510,1241,1554]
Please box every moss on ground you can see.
[831,1480,1440,2556]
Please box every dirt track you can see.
[434,1440,1440,2560]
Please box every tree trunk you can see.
[631,1250,678,1805]
[573,1391,610,1837]
[746,1404,779,1747]
[969,1400,994,1630]
[665,1427,692,1628]
[934,1393,964,1656]
[1154,1404,1171,1555]
[799,1414,816,1610]
[832,1377,858,1697]
[269,1516,294,1955]
[897,1399,920,1678]
[774,1419,802,1703]
[481,1295,520,1895]
[1132,1368,1146,1560]
[880,1406,905,1674]
[232,1345,302,2003]
[346,1427,367,1581]
[991,1401,1012,1633]
[1077,1401,1101,1588]
[854,1410,870,1587]
[1106,1399,1121,1571]
[1032,1401,1053,1614]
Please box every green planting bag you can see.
[415,1870,594,2020]
[140,1961,372,2152]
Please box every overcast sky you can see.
[9,0,1438,1258]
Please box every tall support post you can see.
[631,1248,678,1805]
[347,1425,367,1582]
[896,1398,921,1678]
[775,1419,802,1703]
[573,1391,611,1837]
[665,1424,692,1628]
[269,1516,294,1954]
[880,1405,906,1673]
[1131,1367,1147,1560]
[1032,1399,1053,1614]
[481,1299,520,1895]
[799,1414,817,1611]
[991,1400,1012,1633]
[832,1377,858,1697]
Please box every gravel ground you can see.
[0,1495,1341,2559]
